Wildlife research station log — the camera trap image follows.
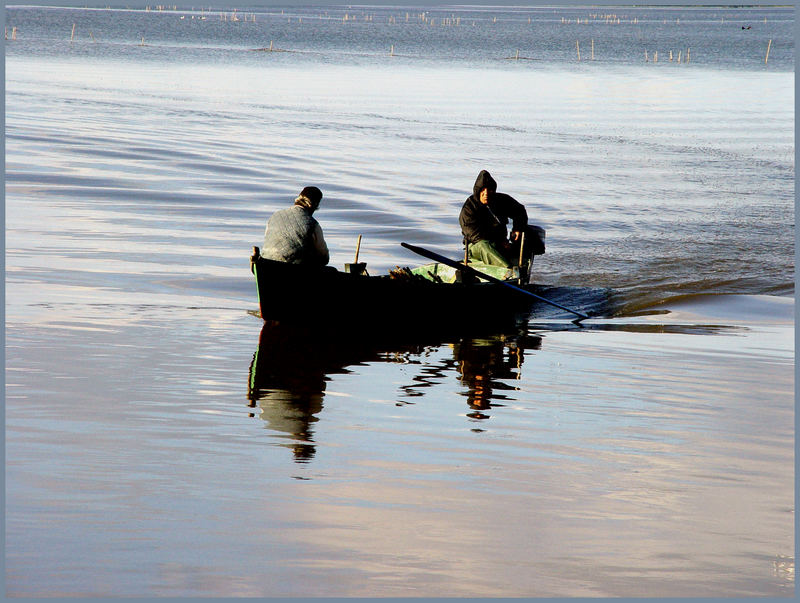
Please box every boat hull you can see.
[251,256,538,329]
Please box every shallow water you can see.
[6,295,794,597]
[4,4,795,597]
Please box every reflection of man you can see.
[247,324,425,462]
[453,335,541,417]
[252,389,324,463]
[247,324,329,462]
[455,338,508,415]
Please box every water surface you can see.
[4,4,794,597]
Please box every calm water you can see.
[5,4,795,597]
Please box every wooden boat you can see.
[249,244,549,329]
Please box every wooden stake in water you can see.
[515,49,519,60]
[765,39,772,64]
[70,23,75,43]
[576,40,580,61]
[390,44,394,56]
[591,38,594,60]
[686,48,690,63]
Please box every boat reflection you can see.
[247,322,542,461]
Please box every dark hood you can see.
[472,170,498,199]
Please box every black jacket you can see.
[459,170,528,245]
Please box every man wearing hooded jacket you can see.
[459,170,543,267]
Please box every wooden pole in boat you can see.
[345,235,367,275]
[401,242,590,322]
[354,234,362,264]
[517,232,525,285]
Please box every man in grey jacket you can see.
[261,186,329,266]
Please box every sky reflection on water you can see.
[4,4,794,597]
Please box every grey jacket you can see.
[262,205,329,266]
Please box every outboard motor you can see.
[527,225,546,256]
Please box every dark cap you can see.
[300,186,323,206]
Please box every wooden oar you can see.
[401,242,590,322]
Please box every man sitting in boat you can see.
[261,186,330,266]
[459,170,544,268]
